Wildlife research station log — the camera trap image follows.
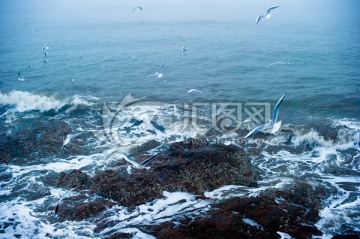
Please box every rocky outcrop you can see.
[0,120,89,165]
[90,140,258,207]
[149,182,332,239]
[56,195,114,221]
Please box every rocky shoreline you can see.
[1,120,359,238]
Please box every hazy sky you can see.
[0,0,359,27]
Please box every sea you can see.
[0,0,359,238]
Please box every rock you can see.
[149,182,331,239]
[57,170,89,188]
[89,140,258,207]
[57,195,114,221]
[43,170,89,189]
[332,235,360,239]
[0,120,89,165]
[104,232,133,239]
[90,170,163,207]
[128,139,161,156]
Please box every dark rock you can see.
[332,235,360,239]
[90,140,258,207]
[149,182,330,239]
[57,195,114,221]
[57,170,88,188]
[104,232,133,239]
[43,170,89,190]
[90,170,163,207]
[128,139,161,156]
[0,120,89,165]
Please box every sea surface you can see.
[0,0,360,238]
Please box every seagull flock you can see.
[52,5,283,215]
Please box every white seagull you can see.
[62,132,83,146]
[133,6,143,12]
[244,93,286,138]
[187,89,202,94]
[147,62,165,78]
[256,5,279,24]
[120,152,156,171]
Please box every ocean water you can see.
[1,0,360,238]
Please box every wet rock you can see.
[90,139,258,207]
[58,169,88,188]
[332,234,360,239]
[90,170,163,207]
[43,170,89,189]
[149,182,330,239]
[57,195,114,221]
[128,139,161,156]
[0,120,88,165]
[104,232,133,239]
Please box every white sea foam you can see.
[0,91,99,125]
[0,90,65,113]
[98,191,211,238]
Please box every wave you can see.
[0,91,98,122]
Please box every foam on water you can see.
[0,91,98,123]
[0,97,359,238]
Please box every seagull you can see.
[187,89,202,94]
[147,62,165,78]
[182,46,187,54]
[120,152,159,173]
[42,44,49,52]
[133,6,143,12]
[256,5,279,24]
[62,132,83,146]
[44,51,48,57]
[17,70,25,81]
[244,93,286,138]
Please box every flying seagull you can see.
[133,6,143,12]
[17,70,25,81]
[120,153,153,170]
[244,93,286,138]
[147,62,165,78]
[182,46,187,54]
[256,5,279,24]
[62,132,83,146]
[188,89,202,94]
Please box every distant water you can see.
[0,0,360,238]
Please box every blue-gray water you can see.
[0,1,360,238]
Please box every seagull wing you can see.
[139,7,143,11]
[244,124,267,138]
[140,154,156,166]
[256,15,265,24]
[133,7,137,12]
[158,62,165,73]
[272,93,286,124]
[267,5,279,14]
[147,73,157,78]
[271,120,282,134]
[121,153,140,167]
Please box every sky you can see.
[1,0,359,24]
